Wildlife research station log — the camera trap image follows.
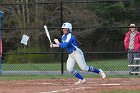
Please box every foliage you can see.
[84,1,140,52]
[87,2,127,25]
[1,0,140,61]
[4,47,55,63]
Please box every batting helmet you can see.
[62,22,72,32]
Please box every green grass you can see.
[2,63,61,70]
[103,90,140,93]
[0,74,138,80]
[0,75,65,80]
[0,75,85,80]
[0,58,134,80]
[2,59,128,71]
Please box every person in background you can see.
[124,24,140,75]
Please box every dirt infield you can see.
[0,78,140,93]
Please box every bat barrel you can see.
[44,25,52,44]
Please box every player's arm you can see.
[50,43,59,48]
[50,39,60,48]
[50,34,72,48]
[59,42,69,48]
[50,42,69,48]
[59,34,72,48]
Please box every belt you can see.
[69,48,76,54]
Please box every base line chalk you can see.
[40,87,92,93]
[101,83,120,86]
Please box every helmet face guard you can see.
[62,22,72,32]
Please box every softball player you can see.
[50,22,106,84]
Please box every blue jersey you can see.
[59,33,78,54]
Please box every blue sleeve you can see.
[59,33,74,49]
[59,42,69,48]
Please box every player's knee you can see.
[67,67,73,72]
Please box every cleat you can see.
[99,69,106,78]
[75,79,86,84]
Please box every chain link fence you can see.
[0,0,139,76]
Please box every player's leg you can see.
[127,50,134,75]
[73,48,106,78]
[67,55,85,84]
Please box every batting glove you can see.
[50,43,54,48]
[50,43,58,48]
[54,39,60,44]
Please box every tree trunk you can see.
[26,0,30,27]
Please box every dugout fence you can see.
[0,0,140,76]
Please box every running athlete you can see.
[50,22,106,84]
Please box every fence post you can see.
[0,11,4,75]
[60,1,64,75]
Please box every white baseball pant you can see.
[66,47,89,72]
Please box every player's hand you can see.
[50,43,54,48]
[54,39,60,44]
[50,43,59,48]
